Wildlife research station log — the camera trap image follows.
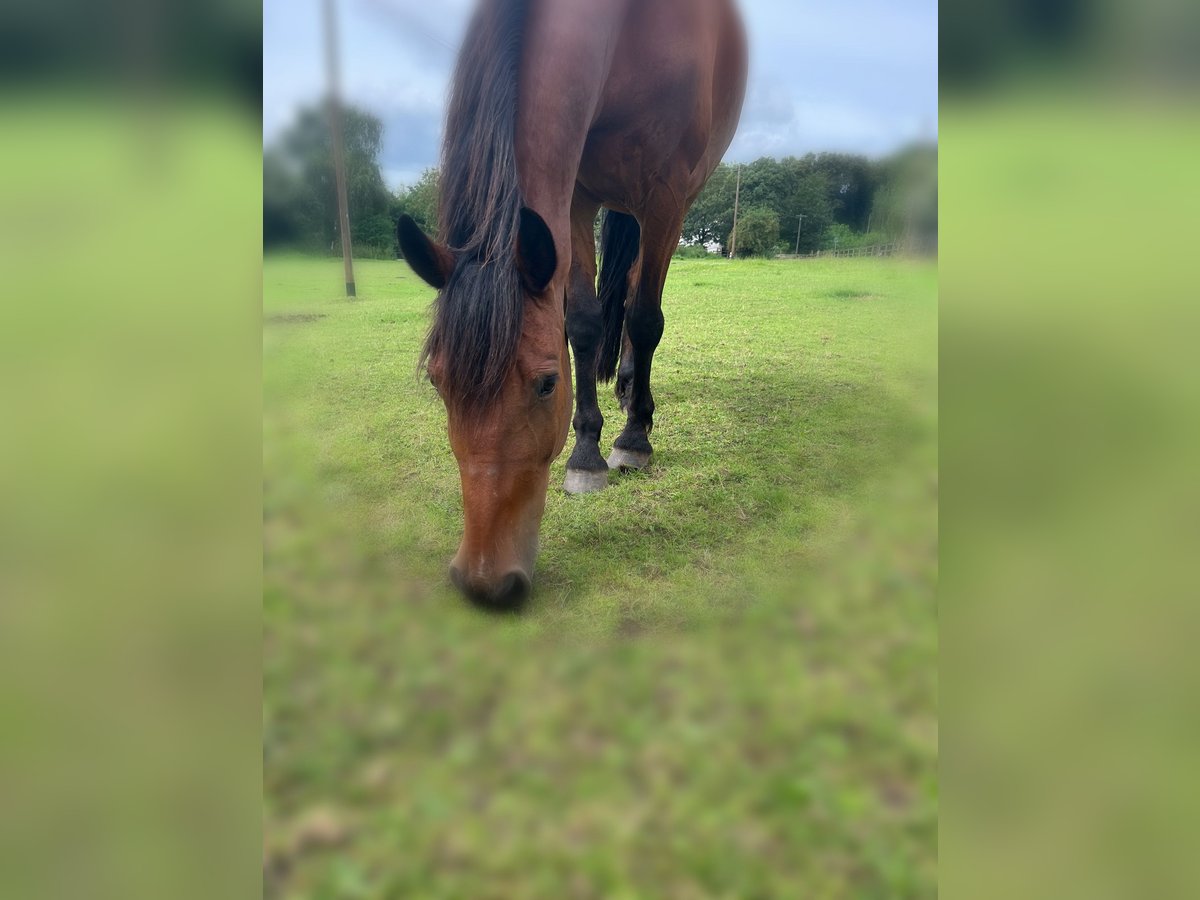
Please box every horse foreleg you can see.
[564,199,609,494]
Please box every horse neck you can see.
[514,1,629,229]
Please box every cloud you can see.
[375,107,443,183]
[264,0,937,185]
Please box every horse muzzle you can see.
[448,563,532,609]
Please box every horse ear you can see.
[516,207,557,294]
[397,215,453,289]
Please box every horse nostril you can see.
[494,570,531,607]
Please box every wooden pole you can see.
[794,213,805,255]
[322,0,356,297]
[729,164,742,259]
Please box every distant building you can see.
[677,238,722,255]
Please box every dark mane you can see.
[420,0,529,410]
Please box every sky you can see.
[264,0,938,191]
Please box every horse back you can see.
[516,0,746,220]
[582,0,747,210]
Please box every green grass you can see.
[264,254,938,898]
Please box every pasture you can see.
[264,255,938,897]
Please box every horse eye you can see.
[536,375,558,398]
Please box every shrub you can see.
[354,243,396,260]
[822,225,894,251]
[674,243,713,259]
[733,207,779,258]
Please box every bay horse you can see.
[397,0,746,607]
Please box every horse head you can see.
[398,209,571,608]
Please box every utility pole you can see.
[728,164,742,259]
[794,213,805,256]
[322,0,356,297]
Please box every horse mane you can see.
[420,0,530,411]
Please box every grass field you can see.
[264,254,938,898]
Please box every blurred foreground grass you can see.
[0,94,260,900]
[941,90,1200,900]
[264,255,938,897]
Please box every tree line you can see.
[264,103,936,259]
[681,145,936,257]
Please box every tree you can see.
[872,142,937,251]
[733,207,780,257]
[266,103,392,254]
[810,152,880,232]
[777,157,834,253]
[682,163,738,250]
[263,148,304,248]
[683,158,838,255]
[391,167,440,236]
[823,222,854,251]
[262,111,937,259]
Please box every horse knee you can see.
[625,303,663,348]
[566,297,602,352]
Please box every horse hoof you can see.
[564,468,609,494]
[607,448,651,471]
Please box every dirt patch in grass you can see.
[823,288,879,301]
[265,312,328,325]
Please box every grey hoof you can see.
[564,468,609,494]
[607,447,651,471]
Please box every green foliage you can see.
[352,213,397,258]
[776,159,835,253]
[685,154,885,255]
[263,147,305,247]
[263,103,392,254]
[733,206,780,257]
[264,121,936,259]
[871,142,938,252]
[391,167,440,236]
[680,150,932,255]
[681,163,738,250]
[813,152,880,232]
[824,222,855,251]
[821,223,901,252]
[673,243,713,259]
[828,229,895,251]
[263,255,938,897]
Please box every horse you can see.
[397,0,746,607]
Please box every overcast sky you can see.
[264,0,938,190]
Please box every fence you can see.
[776,242,903,260]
